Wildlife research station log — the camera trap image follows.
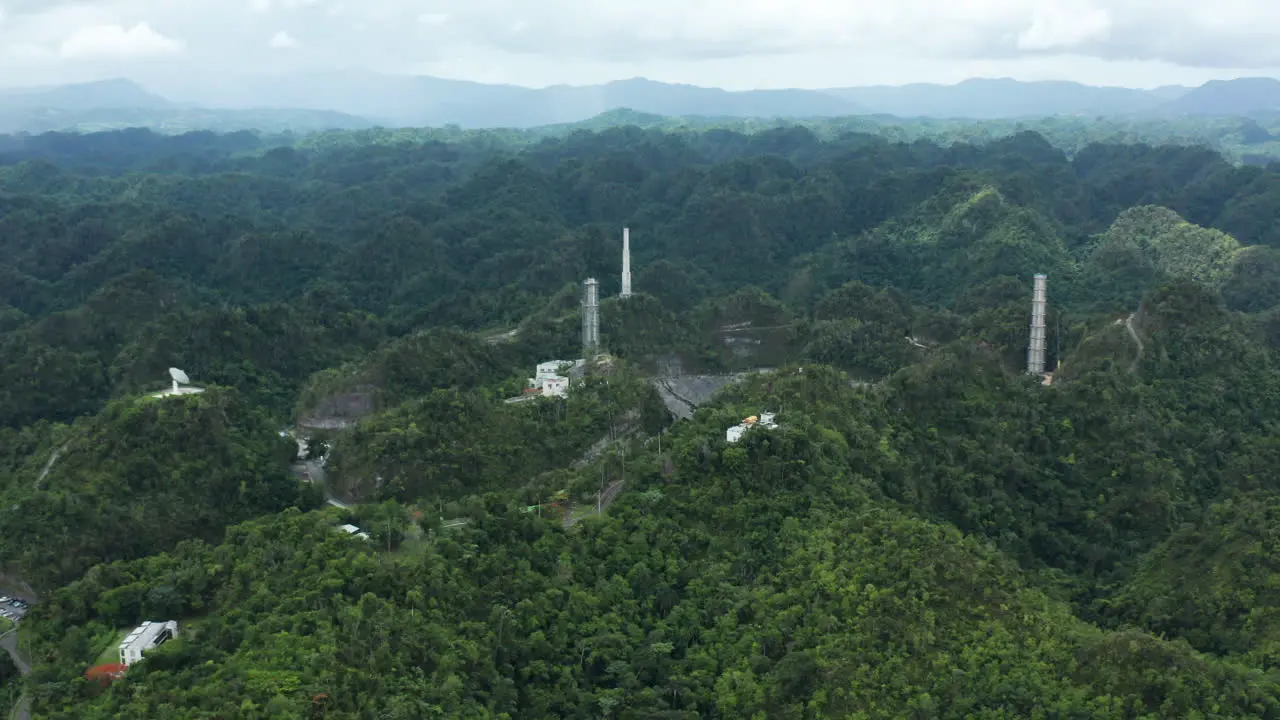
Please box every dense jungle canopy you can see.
[5,122,1280,717]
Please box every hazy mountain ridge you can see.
[1161,77,1280,116]
[0,74,1276,134]
[0,79,377,135]
[823,78,1182,118]
[0,78,174,111]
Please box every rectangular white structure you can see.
[542,376,569,397]
[621,228,632,299]
[536,361,572,378]
[118,620,178,666]
[1027,274,1048,375]
[337,524,371,540]
[582,278,600,357]
[727,412,779,443]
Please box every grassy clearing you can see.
[91,628,133,668]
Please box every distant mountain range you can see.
[4,74,1280,134]
[0,79,376,135]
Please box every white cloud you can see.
[1018,1,1112,51]
[7,0,1280,90]
[248,0,319,12]
[59,22,182,60]
[269,30,298,49]
[4,42,53,63]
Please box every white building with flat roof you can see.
[525,359,585,398]
[118,620,179,666]
[536,360,572,377]
[726,412,779,443]
[541,376,569,397]
[337,524,371,540]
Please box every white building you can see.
[525,359,586,398]
[536,360,572,378]
[726,412,779,443]
[118,620,179,666]
[542,376,569,397]
[337,524,371,540]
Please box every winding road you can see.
[33,443,67,490]
[1,595,35,720]
[1123,313,1144,372]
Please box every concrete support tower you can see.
[1027,273,1048,375]
[582,278,600,358]
[620,227,632,299]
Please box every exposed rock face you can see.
[298,387,378,430]
[650,370,773,420]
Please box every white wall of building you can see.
[118,620,179,666]
[537,361,571,377]
[542,376,569,397]
[727,412,778,443]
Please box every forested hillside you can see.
[7,123,1280,717]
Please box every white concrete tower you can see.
[620,227,633,299]
[1027,274,1048,375]
[583,278,600,357]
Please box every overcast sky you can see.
[3,0,1280,91]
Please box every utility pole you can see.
[1055,311,1063,371]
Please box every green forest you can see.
[6,120,1280,717]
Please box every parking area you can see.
[0,596,29,623]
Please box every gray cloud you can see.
[3,0,1280,88]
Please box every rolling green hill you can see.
[6,123,1280,717]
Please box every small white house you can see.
[337,523,371,541]
[526,359,586,398]
[542,376,569,397]
[118,620,179,666]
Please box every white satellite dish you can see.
[153,366,204,399]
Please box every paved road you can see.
[0,585,36,720]
[292,447,348,509]
[2,627,31,720]
[1,630,29,674]
[483,328,520,345]
[33,443,66,490]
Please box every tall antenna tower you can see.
[620,227,632,299]
[582,278,600,358]
[1027,273,1048,375]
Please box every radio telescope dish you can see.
[169,367,190,385]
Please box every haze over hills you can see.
[1163,77,1280,116]
[0,79,376,135]
[825,78,1185,119]
[2,74,1280,134]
